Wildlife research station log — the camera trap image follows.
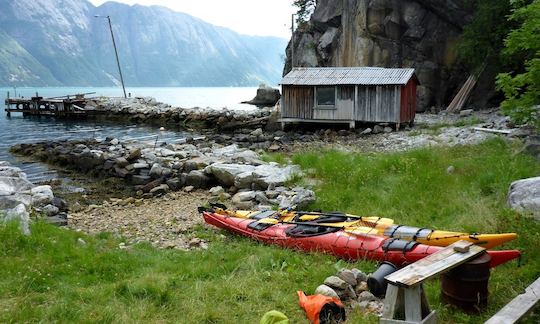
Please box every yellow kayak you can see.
[213,207,517,249]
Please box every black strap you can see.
[412,228,428,241]
[389,225,402,238]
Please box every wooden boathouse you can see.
[280,67,418,129]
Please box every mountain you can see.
[0,0,287,87]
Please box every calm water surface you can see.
[0,87,258,182]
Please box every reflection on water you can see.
[1,87,260,182]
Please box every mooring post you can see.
[5,91,10,116]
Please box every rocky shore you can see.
[11,138,316,211]
[86,97,279,131]
[0,161,68,234]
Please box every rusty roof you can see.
[281,67,417,86]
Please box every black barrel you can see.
[368,262,398,297]
[441,252,491,313]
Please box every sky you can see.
[88,0,297,39]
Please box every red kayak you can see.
[202,211,520,268]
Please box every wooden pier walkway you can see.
[4,92,103,118]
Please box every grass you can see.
[1,138,539,323]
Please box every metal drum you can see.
[441,252,491,313]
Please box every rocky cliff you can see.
[284,0,476,111]
[0,0,287,87]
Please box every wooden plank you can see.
[385,240,485,288]
[382,284,401,319]
[404,286,422,322]
[484,277,540,324]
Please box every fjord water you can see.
[0,87,258,182]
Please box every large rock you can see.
[185,170,211,188]
[252,164,302,189]
[31,185,54,207]
[508,177,540,218]
[314,284,340,299]
[0,176,34,196]
[207,163,256,187]
[2,204,31,235]
[242,85,281,107]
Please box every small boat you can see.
[201,210,520,268]
[210,206,517,249]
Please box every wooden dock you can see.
[4,92,101,118]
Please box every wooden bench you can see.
[484,277,540,324]
[380,241,486,324]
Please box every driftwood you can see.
[473,127,512,134]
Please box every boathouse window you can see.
[315,86,336,109]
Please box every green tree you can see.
[293,0,316,24]
[458,0,514,71]
[496,0,540,128]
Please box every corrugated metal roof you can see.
[281,67,416,86]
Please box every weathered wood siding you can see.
[355,85,401,123]
[313,86,354,120]
[400,79,417,123]
[281,86,313,119]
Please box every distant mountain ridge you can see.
[0,0,287,87]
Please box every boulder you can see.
[166,177,184,191]
[0,166,25,178]
[337,269,358,287]
[185,170,211,188]
[232,191,256,204]
[41,204,60,216]
[314,284,340,299]
[358,291,377,302]
[209,186,225,196]
[508,176,540,218]
[242,85,281,107]
[149,184,170,196]
[126,148,142,161]
[351,268,369,283]
[233,150,263,165]
[208,163,256,187]
[149,163,164,178]
[0,176,34,196]
[290,188,316,209]
[252,164,302,189]
[2,203,31,235]
[324,276,349,290]
[31,185,54,207]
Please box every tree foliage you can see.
[496,0,540,128]
[293,0,316,25]
[458,0,514,71]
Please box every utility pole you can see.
[291,14,295,69]
[95,15,127,98]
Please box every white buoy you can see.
[159,127,165,131]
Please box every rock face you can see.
[508,177,540,219]
[285,0,475,111]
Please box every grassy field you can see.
[1,138,539,323]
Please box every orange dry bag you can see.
[297,291,346,324]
